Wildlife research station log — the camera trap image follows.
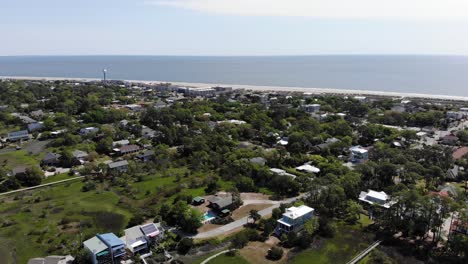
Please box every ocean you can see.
[1,55,468,96]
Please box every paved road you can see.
[194,195,303,239]
[0,176,84,197]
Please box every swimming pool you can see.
[203,211,217,223]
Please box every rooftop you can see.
[97,233,125,248]
[296,164,320,173]
[108,160,129,168]
[282,205,314,220]
[350,146,368,154]
[83,236,107,253]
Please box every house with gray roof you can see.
[7,130,30,142]
[208,194,233,211]
[42,152,62,167]
[136,150,155,162]
[107,160,129,173]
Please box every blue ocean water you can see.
[0,55,468,96]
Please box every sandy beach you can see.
[2,75,468,102]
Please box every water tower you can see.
[102,68,107,83]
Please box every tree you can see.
[345,200,364,224]
[180,208,202,233]
[72,249,92,264]
[96,136,112,154]
[231,231,249,249]
[15,167,43,187]
[303,217,320,236]
[367,250,392,264]
[248,209,261,225]
[177,237,193,255]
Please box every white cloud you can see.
[150,0,468,19]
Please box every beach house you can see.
[123,223,164,255]
[83,233,126,264]
[276,205,314,235]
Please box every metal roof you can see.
[83,236,107,253]
[108,160,129,168]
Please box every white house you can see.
[296,164,320,174]
[349,146,369,163]
[123,226,148,255]
[276,205,314,235]
[359,189,394,209]
[270,168,297,179]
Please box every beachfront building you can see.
[349,146,369,164]
[276,205,314,235]
[83,233,126,264]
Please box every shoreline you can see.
[2,75,468,102]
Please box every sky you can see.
[1,0,468,56]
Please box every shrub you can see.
[177,237,194,255]
[267,246,283,260]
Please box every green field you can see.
[208,253,250,264]
[0,149,41,169]
[291,216,375,264]
[0,180,133,263]
[0,165,229,263]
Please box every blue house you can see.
[276,205,314,235]
[83,233,125,264]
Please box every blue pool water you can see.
[203,211,217,221]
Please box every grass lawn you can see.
[42,172,74,184]
[0,149,41,169]
[0,180,133,264]
[291,216,375,264]
[205,252,250,264]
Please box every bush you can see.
[81,181,96,192]
[267,246,283,260]
[177,237,194,255]
[318,217,337,238]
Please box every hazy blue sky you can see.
[2,0,468,56]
